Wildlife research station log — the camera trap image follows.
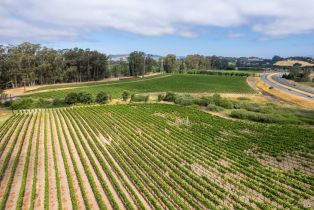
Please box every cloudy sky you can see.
[1,0,314,57]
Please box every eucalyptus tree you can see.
[128,51,145,76]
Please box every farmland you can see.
[24,74,254,100]
[0,104,313,209]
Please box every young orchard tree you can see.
[122,90,130,101]
[96,91,110,104]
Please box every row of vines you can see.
[0,103,313,209]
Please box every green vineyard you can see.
[25,74,254,99]
[0,104,313,209]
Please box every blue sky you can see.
[1,0,314,58]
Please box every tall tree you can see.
[128,51,145,76]
[163,54,177,73]
[145,55,157,73]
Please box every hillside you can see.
[274,60,314,67]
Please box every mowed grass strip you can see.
[26,74,254,99]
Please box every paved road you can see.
[272,73,314,94]
[261,73,314,101]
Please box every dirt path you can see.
[50,111,73,210]
[57,111,99,209]
[46,112,58,209]
[34,113,45,209]
[54,112,86,210]
[66,111,128,209]
[22,113,40,209]
[4,114,35,209]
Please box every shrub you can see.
[163,92,177,102]
[11,98,34,109]
[233,102,246,109]
[65,93,79,105]
[237,97,250,101]
[77,92,93,104]
[209,94,234,109]
[210,93,222,104]
[3,101,11,107]
[243,103,261,112]
[217,99,234,109]
[207,104,223,112]
[193,97,210,107]
[130,94,149,102]
[96,91,110,104]
[36,98,52,108]
[157,94,165,102]
[230,110,280,123]
[52,98,65,106]
[174,96,193,106]
[122,90,130,101]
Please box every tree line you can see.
[0,42,231,90]
[0,42,108,89]
[126,52,229,75]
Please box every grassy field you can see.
[0,104,313,209]
[31,72,261,93]
[26,74,255,99]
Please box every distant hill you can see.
[274,60,314,67]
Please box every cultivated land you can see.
[0,104,313,209]
[24,74,255,99]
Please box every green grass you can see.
[26,74,254,99]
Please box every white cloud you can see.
[0,0,314,41]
